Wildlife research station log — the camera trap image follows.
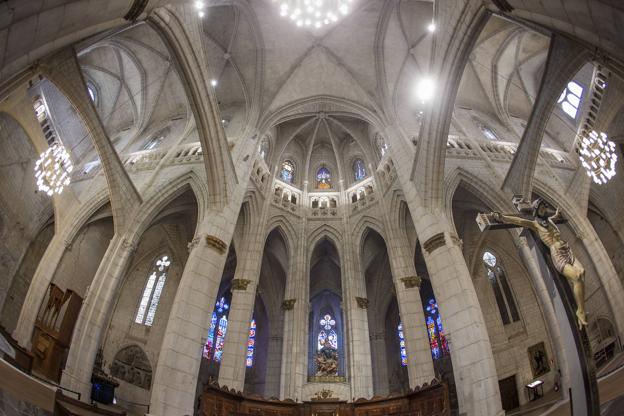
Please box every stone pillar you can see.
[503,35,589,198]
[342,228,373,400]
[218,222,266,391]
[418,223,503,416]
[149,211,238,416]
[368,330,389,396]
[279,219,307,401]
[61,234,137,399]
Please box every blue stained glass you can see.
[280,160,295,183]
[316,167,331,189]
[203,312,218,359]
[398,322,407,366]
[425,298,449,360]
[214,315,228,362]
[353,159,366,181]
[246,319,256,367]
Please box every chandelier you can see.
[273,0,355,28]
[579,130,618,185]
[34,143,74,196]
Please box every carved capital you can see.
[205,234,227,254]
[187,237,201,253]
[400,275,422,289]
[281,299,296,310]
[231,278,252,291]
[355,297,369,309]
[121,238,137,254]
[422,233,446,254]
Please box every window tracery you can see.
[135,255,170,326]
[316,166,331,189]
[482,250,520,325]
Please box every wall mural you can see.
[110,345,153,390]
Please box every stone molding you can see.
[281,299,296,310]
[205,234,228,254]
[355,297,369,309]
[400,275,422,289]
[422,233,446,254]
[187,236,201,252]
[124,0,149,21]
[231,279,252,291]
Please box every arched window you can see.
[353,158,366,181]
[280,160,295,183]
[557,81,583,119]
[135,255,171,326]
[259,137,270,161]
[424,298,449,360]
[397,322,407,366]
[317,314,338,353]
[203,296,230,361]
[478,123,498,141]
[482,250,520,325]
[143,128,169,151]
[375,134,388,158]
[246,318,256,367]
[316,166,331,189]
[86,82,97,104]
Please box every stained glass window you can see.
[280,160,295,183]
[317,314,337,351]
[203,296,230,362]
[557,81,583,119]
[375,134,388,158]
[424,298,449,360]
[246,319,256,367]
[135,255,170,326]
[353,159,366,181]
[316,166,331,189]
[398,322,407,366]
[483,251,520,325]
[259,137,269,161]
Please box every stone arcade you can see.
[1,1,624,416]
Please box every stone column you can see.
[368,330,389,396]
[149,210,239,416]
[279,218,307,401]
[503,35,589,198]
[218,221,266,391]
[61,234,137,398]
[342,227,373,400]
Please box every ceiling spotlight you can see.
[210,79,218,87]
[416,77,436,102]
[427,22,436,32]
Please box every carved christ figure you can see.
[490,204,587,328]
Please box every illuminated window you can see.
[316,166,331,189]
[317,314,338,351]
[375,134,388,158]
[135,255,171,326]
[482,250,520,325]
[424,298,449,360]
[280,160,295,183]
[246,319,256,367]
[203,296,230,362]
[479,124,498,141]
[398,322,407,366]
[557,81,583,119]
[259,137,270,161]
[86,82,97,104]
[353,158,366,181]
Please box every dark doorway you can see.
[499,375,520,411]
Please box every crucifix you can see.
[476,196,599,416]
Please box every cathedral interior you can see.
[0,1,624,415]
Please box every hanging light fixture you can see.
[34,143,74,196]
[273,0,355,28]
[578,130,617,185]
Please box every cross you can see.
[157,255,171,271]
[320,314,335,330]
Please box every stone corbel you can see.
[400,275,422,289]
[355,297,369,309]
[231,279,252,291]
[121,237,137,254]
[422,233,445,254]
[281,299,296,310]
[205,234,227,254]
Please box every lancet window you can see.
[483,250,520,325]
[135,255,171,326]
[280,160,295,183]
[203,296,230,361]
[398,322,407,366]
[424,298,449,360]
[316,166,331,189]
[246,318,256,367]
[353,158,366,181]
[557,81,583,119]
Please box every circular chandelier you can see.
[579,130,618,185]
[273,0,355,28]
[34,143,74,196]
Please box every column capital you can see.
[355,297,369,309]
[400,275,422,289]
[281,299,297,310]
[231,278,252,291]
